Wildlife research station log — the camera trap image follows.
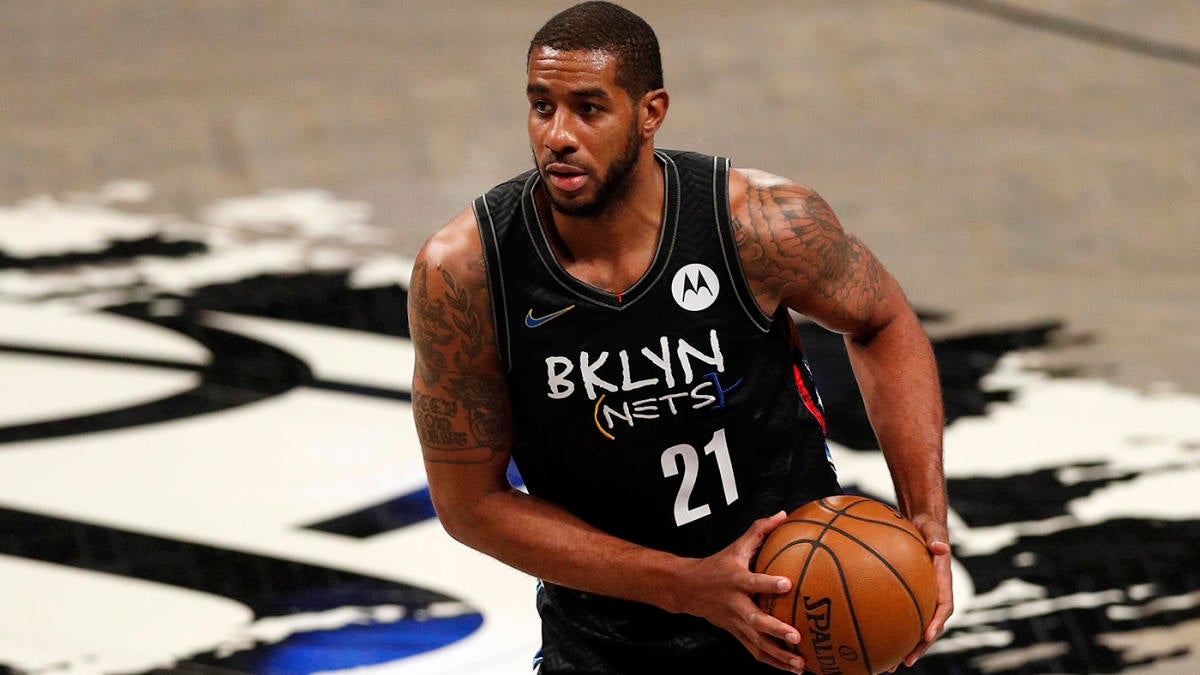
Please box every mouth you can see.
[544,162,589,193]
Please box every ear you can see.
[638,88,669,139]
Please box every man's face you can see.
[527,46,643,217]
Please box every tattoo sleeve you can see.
[409,258,511,464]
[736,178,884,327]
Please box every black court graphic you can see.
[1,189,1197,674]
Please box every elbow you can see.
[847,302,923,350]
[428,484,498,547]
[422,458,515,549]
[428,489,470,542]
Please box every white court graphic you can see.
[0,185,1197,674]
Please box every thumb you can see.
[740,511,788,555]
[912,516,951,556]
[754,510,788,538]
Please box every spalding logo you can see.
[804,595,846,675]
[671,263,720,311]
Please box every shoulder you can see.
[727,166,846,276]
[726,165,848,292]
[411,206,487,306]
[408,206,494,348]
[415,206,482,272]
[409,167,533,337]
[727,167,832,226]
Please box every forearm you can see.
[433,477,689,612]
[844,308,946,523]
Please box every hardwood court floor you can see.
[0,2,1197,674]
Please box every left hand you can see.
[674,511,807,674]
[892,514,954,671]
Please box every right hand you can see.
[673,511,807,674]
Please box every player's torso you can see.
[475,150,835,557]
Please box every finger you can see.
[927,551,955,642]
[739,511,791,569]
[743,570,792,595]
[904,599,952,666]
[928,597,952,638]
[741,511,787,547]
[747,608,802,646]
[910,514,950,548]
[902,625,940,667]
[926,579,953,639]
[903,640,932,668]
[760,643,806,674]
[740,604,806,673]
[766,509,788,524]
[743,631,805,674]
[926,598,954,642]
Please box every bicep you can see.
[733,170,897,336]
[781,220,903,341]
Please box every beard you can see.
[535,122,643,218]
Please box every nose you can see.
[544,109,577,155]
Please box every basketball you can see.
[753,495,937,675]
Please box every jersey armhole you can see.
[473,194,513,371]
[713,157,775,333]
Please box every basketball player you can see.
[408,2,953,672]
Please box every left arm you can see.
[731,168,953,664]
[841,286,952,667]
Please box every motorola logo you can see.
[671,263,720,312]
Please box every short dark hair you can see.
[529,1,664,98]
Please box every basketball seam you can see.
[835,511,927,547]
[818,495,870,516]
[826,539,874,675]
[794,496,876,672]
[763,539,818,648]
[799,500,848,642]
[765,539,873,671]
[825,497,876,675]
[762,497,924,672]
[825,523,930,631]
[790,510,923,549]
[839,499,931,633]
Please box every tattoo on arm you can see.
[410,261,455,387]
[412,394,469,449]
[738,180,884,325]
[410,259,511,463]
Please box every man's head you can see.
[526,2,668,218]
[529,1,663,100]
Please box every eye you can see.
[532,100,553,115]
[579,102,602,115]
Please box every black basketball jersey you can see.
[474,149,840,673]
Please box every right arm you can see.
[410,207,684,600]
[408,208,806,673]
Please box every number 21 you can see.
[660,428,738,526]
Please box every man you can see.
[408,2,953,673]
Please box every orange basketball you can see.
[753,495,937,675]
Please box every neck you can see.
[537,148,666,295]
[544,149,665,261]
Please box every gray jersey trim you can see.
[473,194,513,371]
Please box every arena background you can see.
[0,2,1197,674]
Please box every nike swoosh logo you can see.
[525,305,575,328]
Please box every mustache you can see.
[533,149,588,172]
